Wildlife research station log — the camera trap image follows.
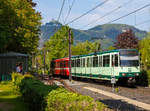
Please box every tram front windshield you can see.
[120,50,139,67]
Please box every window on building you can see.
[103,55,110,67]
[93,56,98,67]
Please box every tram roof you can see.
[71,49,138,58]
[53,57,69,61]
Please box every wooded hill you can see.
[40,21,147,49]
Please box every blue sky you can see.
[33,0,150,31]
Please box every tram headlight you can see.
[135,73,139,76]
[122,73,126,76]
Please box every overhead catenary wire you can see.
[80,0,134,29]
[64,0,76,24]
[66,0,110,25]
[57,0,66,22]
[105,3,150,24]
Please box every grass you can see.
[0,81,29,111]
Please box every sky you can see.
[33,0,150,31]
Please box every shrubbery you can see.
[12,73,106,111]
[146,70,150,86]
[19,78,58,111]
[136,70,150,86]
[46,88,106,111]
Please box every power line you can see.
[80,7,121,29]
[66,0,109,25]
[64,0,76,24]
[57,0,66,22]
[80,0,134,29]
[105,3,150,24]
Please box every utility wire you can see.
[64,0,76,24]
[80,0,134,29]
[105,3,150,24]
[57,0,66,22]
[66,0,109,25]
[80,7,121,29]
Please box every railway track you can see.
[42,76,150,111]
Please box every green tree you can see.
[107,46,116,50]
[139,33,150,70]
[43,26,73,71]
[139,33,150,86]
[0,0,41,54]
[72,40,101,55]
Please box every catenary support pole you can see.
[69,28,72,82]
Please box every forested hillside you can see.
[40,21,147,49]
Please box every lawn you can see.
[0,81,29,111]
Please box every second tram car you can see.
[52,57,69,77]
[52,49,140,84]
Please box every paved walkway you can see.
[84,87,150,111]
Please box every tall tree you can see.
[139,33,150,70]
[114,29,138,49]
[45,25,73,60]
[0,0,41,54]
[72,40,101,55]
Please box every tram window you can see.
[111,54,118,67]
[81,58,83,67]
[103,55,110,67]
[60,62,63,68]
[74,59,76,67]
[77,59,80,67]
[115,54,118,66]
[56,62,59,68]
[83,58,85,67]
[87,58,90,67]
[93,56,98,67]
[99,56,102,67]
[66,61,68,67]
[71,60,74,67]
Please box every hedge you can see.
[46,88,106,111]
[12,73,106,111]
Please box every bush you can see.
[11,72,34,86]
[19,78,58,111]
[146,70,150,86]
[136,70,148,86]
[12,72,24,86]
[46,88,106,111]
[12,73,106,111]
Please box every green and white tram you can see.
[71,49,140,84]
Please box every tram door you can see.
[111,54,119,77]
[111,55,115,77]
